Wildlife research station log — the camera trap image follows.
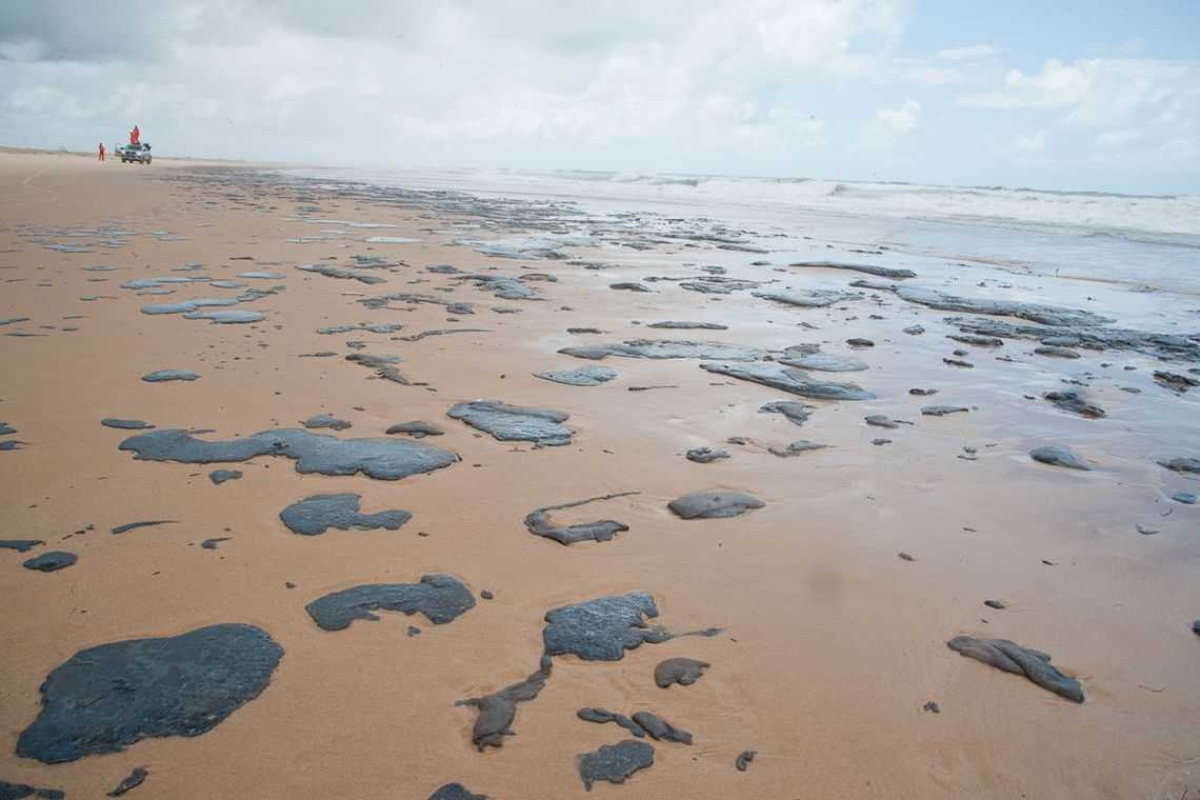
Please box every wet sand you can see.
[1,150,1198,799]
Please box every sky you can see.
[1,0,1198,195]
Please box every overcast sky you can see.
[1,0,1197,194]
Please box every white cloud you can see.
[265,74,317,103]
[1012,129,1048,152]
[938,43,1002,61]
[958,58,1199,127]
[962,57,1200,173]
[861,98,920,146]
[0,0,905,169]
[0,38,46,62]
[959,59,1090,110]
[878,99,921,134]
[2,2,1197,190]
[895,59,963,85]
[1095,128,1142,148]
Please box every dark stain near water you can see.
[679,277,763,294]
[457,659,553,751]
[301,413,352,431]
[668,491,765,520]
[122,277,209,290]
[559,339,763,362]
[305,574,476,631]
[654,657,710,688]
[454,273,540,300]
[447,401,573,446]
[427,784,488,800]
[1043,390,1106,419]
[395,328,492,344]
[16,624,283,764]
[22,552,77,572]
[577,708,693,744]
[629,711,692,744]
[646,321,728,330]
[700,362,875,400]
[140,298,237,315]
[543,592,671,661]
[344,351,411,385]
[119,428,459,480]
[778,344,869,373]
[789,261,916,279]
[459,591,718,751]
[578,740,655,791]
[280,493,411,536]
[0,779,64,799]
[759,400,813,426]
[385,420,443,438]
[949,334,1004,347]
[1,540,44,553]
[1159,458,1200,474]
[111,520,178,535]
[184,309,265,324]
[949,311,1200,363]
[1153,370,1200,392]
[947,636,1083,703]
[577,707,646,737]
[523,492,639,545]
[141,370,199,383]
[298,263,387,285]
[101,419,155,430]
[208,469,243,485]
[533,365,617,386]
[898,285,1105,327]
[686,447,730,464]
[107,767,148,797]
[753,289,859,308]
[920,405,969,417]
[1030,446,1091,471]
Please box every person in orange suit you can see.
[98,143,105,162]
[131,125,140,145]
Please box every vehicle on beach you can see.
[119,143,152,164]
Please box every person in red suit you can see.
[130,125,140,145]
[98,143,105,161]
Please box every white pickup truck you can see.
[119,143,152,164]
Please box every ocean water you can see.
[285,166,1200,304]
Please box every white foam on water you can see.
[287,218,403,229]
[283,165,1200,296]
[300,167,1200,241]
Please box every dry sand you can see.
[1,150,1198,799]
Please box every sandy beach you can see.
[1,149,1198,799]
